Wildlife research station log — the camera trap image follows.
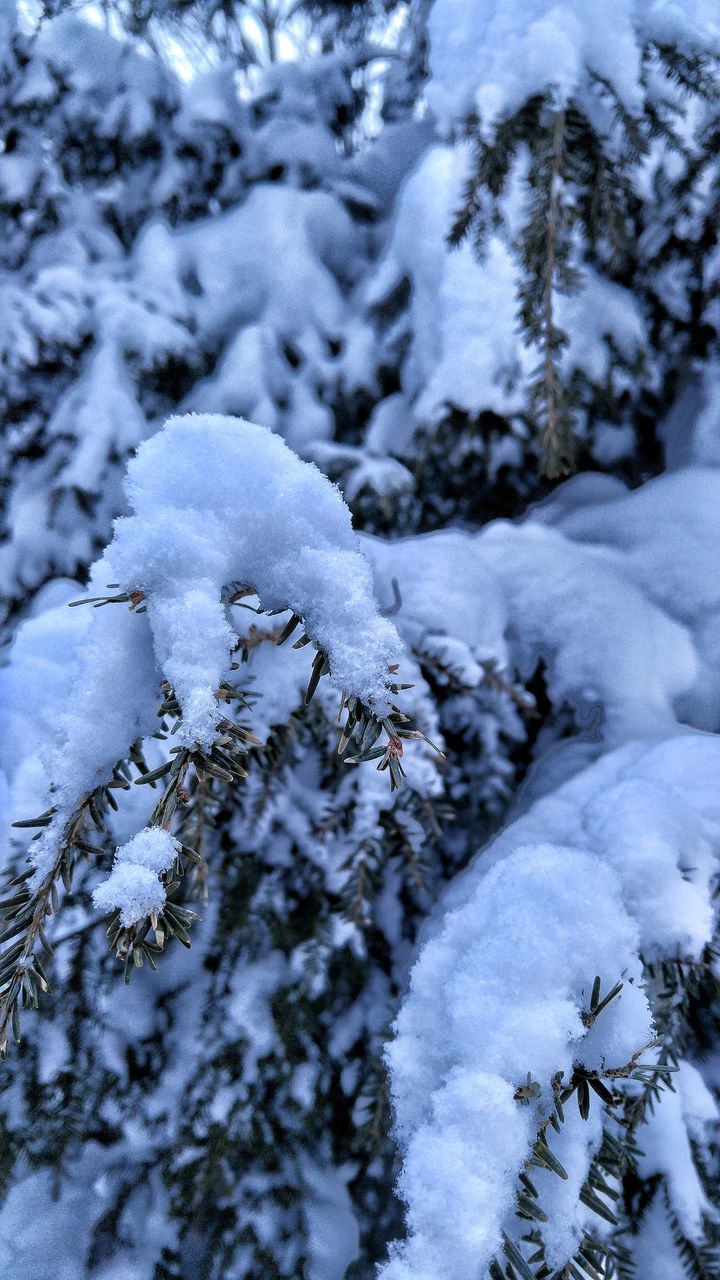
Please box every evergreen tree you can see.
[1,3,720,1280]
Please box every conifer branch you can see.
[522,108,577,480]
[494,979,679,1280]
[540,110,568,477]
[0,778,122,1055]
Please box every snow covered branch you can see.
[0,413,418,1046]
[381,735,720,1280]
[3,2,720,1271]
[379,462,720,1279]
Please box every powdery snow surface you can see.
[381,736,720,1279]
[427,0,720,129]
[110,414,399,741]
[92,828,180,926]
[377,464,720,1278]
[20,414,399,891]
[367,145,645,451]
[384,838,651,1280]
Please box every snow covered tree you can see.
[349,0,720,525]
[0,0,396,627]
[2,2,720,1279]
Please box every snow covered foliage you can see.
[2,1,720,1278]
[426,0,720,127]
[352,0,720,514]
[9,410,414,971]
[98,412,399,743]
[372,461,720,1279]
[384,733,720,1280]
[93,827,181,926]
[0,4,388,627]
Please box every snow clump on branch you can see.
[109,414,400,744]
[30,413,401,884]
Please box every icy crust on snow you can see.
[382,736,720,1280]
[92,828,180,927]
[426,0,720,130]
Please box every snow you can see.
[46,344,147,493]
[26,563,161,887]
[231,636,315,744]
[92,828,180,926]
[227,951,286,1074]
[114,826,180,877]
[136,187,359,349]
[177,62,243,130]
[92,861,168,928]
[366,144,646,457]
[111,413,400,741]
[638,1061,718,1240]
[367,146,529,435]
[632,1198,688,1279]
[363,467,720,748]
[0,14,384,629]
[134,185,362,449]
[383,844,653,1279]
[382,733,720,1278]
[27,13,176,135]
[0,1,14,44]
[378,466,720,1277]
[0,581,91,854]
[426,0,720,130]
[546,467,720,731]
[13,413,399,895]
[2,8,720,1272]
[302,1161,360,1280]
[366,529,510,679]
